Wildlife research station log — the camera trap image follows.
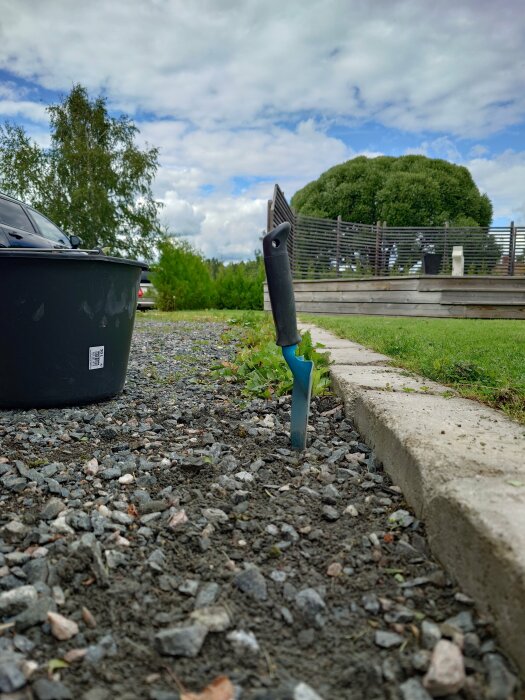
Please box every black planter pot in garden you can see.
[422,253,443,275]
[0,249,145,409]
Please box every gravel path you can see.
[0,319,521,700]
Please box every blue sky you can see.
[1,0,524,260]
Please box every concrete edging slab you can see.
[300,322,525,677]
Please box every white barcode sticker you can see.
[89,346,105,370]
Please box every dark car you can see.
[0,192,80,249]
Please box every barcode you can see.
[89,346,105,370]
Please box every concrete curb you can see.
[300,322,525,678]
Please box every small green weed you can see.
[28,458,48,467]
[142,365,159,380]
[213,312,331,399]
[158,372,185,385]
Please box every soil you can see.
[0,318,521,700]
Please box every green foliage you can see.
[292,155,493,228]
[214,252,265,310]
[151,244,264,312]
[0,84,161,258]
[213,312,331,399]
[0,123,47,202]
[302,314,525,424]
[152,238,215,311]
[138,309,252,324]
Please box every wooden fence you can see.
[264,275,525,319]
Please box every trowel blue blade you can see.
[282,344,314,450]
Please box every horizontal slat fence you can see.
[268,185,525,279]
[267,184,295,265]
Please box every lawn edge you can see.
[299,321,525,680]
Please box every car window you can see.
[0,197,36,233]
[28,208,69,245]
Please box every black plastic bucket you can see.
[422,253,443,275]
[0,250,145,409]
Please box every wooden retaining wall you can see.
[263,276,525,319]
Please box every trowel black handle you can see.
[263,222,301,347]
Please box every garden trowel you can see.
[263,222,313,450]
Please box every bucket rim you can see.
[0,248,148,269]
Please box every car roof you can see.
[0,191,66,231]
[0,191,28,206]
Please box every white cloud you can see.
[0,80,48,122]
[148,119,355,259]
[405,137,462,162]
[0,0,524,136]
[160,191,204,236]
[467,150,525,222]
[404,139,525,224]
[196,194,267,261]
[142,118,352,189]
[0,99,47,123]
[156,188,268,263]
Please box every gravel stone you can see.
[194,582,220,608]
[13,634,35,653]
[82,690,111,700]
[0,585,38,616]
[233,567,268,602]
[361,593,380,614]
[47,611,79,640]
[40,497,66,521]
[226,629,259,654]
[33,678,73,699]
[293,681,324,700]
[154,623,208,657]
[423,639,466,696]
[399,678,433,700]
[100,467,121,480]
[374,630,404,649]
[178,580,200,596]
[84,634,117,664]
[15,595,56,630]
[421,619,442,649]
[295,588,325,619]
[189,605,231,631]
[201,508,228,523]
[321,505,340,521]
[0,660,26,693]
[444,610,475,634]
[484,653,518,700]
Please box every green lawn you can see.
[135,309,264,323]
[301,314,525,424]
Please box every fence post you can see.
[266,199,274,233]
[336,215,341,277]
[290,223,296,277]
[443,221,449,272]
[382,221,387,275]
[508,221,516,276]
[374,221,381,276]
